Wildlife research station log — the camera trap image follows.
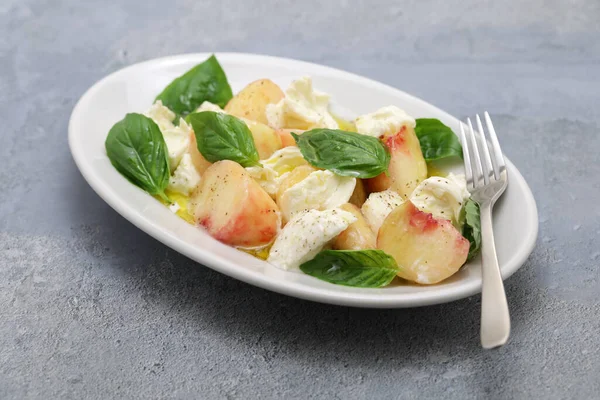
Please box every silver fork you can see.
[459,112,510,349]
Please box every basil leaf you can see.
[292,129,390,178]
[155,55,233,116]
[462,199,481,260]
[105,113,170,202]
[188,111,261,167]
[415,118,463,161]
[300,250,399,288]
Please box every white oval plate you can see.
[69,53,538,308]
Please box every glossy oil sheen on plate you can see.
[69,53,538,308]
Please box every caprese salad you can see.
[105,55,481,288]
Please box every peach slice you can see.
[332,203,376,251]
[275,165,317,204]
[225,79,284,125]
[276,128,304,148]
[348,179,367,208]
[377,201,469,284]
[365,125,427,198]
[243,119,283,159]
[190,160,281,248]
[187,130,212,175]
[364,172,392,194]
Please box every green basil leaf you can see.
[415,118,463,161]
[292,129,390,178]
[300,250,399,288]
[155,55,233,116]
[462,199,482,260]
[188,111,261,167]
[105,113,170,202]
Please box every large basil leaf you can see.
[105,113,170,201]
[462,199,482,260]
[291,129,390,178]
[300,250,399,288]
[187,111,261,167]
[415,118,463,161]
[155,55,233,116]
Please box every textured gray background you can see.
[1,0,599,399]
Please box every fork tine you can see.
[476,114,495,182]
[467,118,485,187]
[458,122,474,188]
[484,112,506,174]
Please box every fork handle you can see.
[479,203,511,349]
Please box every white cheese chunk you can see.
[361,190,405,234]
[245,147,309,197]
[162,128,190,172]
[279,170,356,222]
[267,208,357,270]
[146,101,194,172]
[409,173,470,227]
[167,153,201,196]
[266,76,338,130]
[196,101,226,113]
[146,100,176,132]
[354,105,416,138]
[169,202,181,213]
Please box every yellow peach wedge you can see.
[348,179,367,208]
[243,119,283,160]
[276,128,304,148]
[332,203,376,251]
[187,130,212,175]
[275,165,318,204]
[225,79,284,124]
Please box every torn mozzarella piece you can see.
[409,173,470,228]
[361,190,404,234]
[146,100,177,132]
[354,105,415,138]
[146,101,194,172]
[167,153,202,196]
[196,101,226,113]
[245,147,308,197]
[267,208,357,270]
[279,170,356,222]
[169,202,181,213]
[162,127,190,172]
[266,76,338,130]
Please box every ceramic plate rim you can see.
[69,52,538,308]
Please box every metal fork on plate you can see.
[459,112,509,349]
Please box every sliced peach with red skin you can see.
[377,201,469,284]
[190,160,281,248]
[365,125,427,198]
[332,203,376,251]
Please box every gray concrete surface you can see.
[1,0,599,398]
